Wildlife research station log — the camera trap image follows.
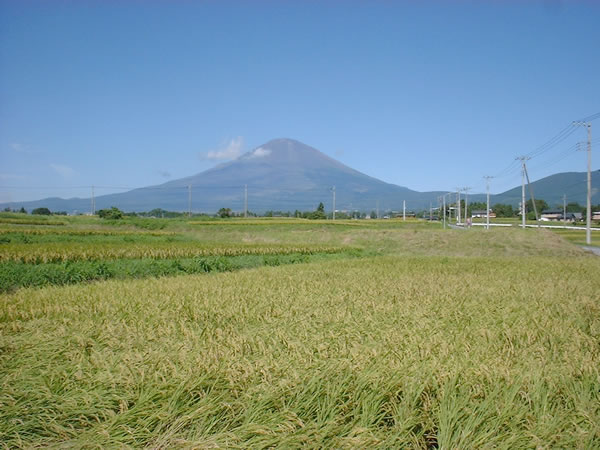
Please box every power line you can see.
[526,125,578,159]
[493,159,522,178]
[576,111,600,122]
[528,143,579,172]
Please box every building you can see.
[540,210,579,222]
[540,210,563,221]
[471,209,496,218]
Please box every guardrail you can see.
[465,223,600,231]
[457,222,512,227]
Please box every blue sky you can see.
[1,0,599,203]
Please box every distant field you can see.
[548,228,599,247]
[470,216,600,247]
[1,215,599,447]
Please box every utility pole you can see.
[376,200,379,219]
[483,176,493,230]
[429,201,432,221]
[524,163,539,226]
[563,194,567,226]
[586,123,592,245]
[455,188,461,224]
[442,194,447,229]
[516,157,530,229]
[332,186,336,220]
[244,184,248,218]
[463,187,471,225]
[403,200,406,221]
[91,185,95,215]
[188,184,192,217]
[574,121,592,245]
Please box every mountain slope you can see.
[491,171,599,208]
[1,139,597,214]
[2,139,443,213]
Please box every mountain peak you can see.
[262,137,305,147]
[238,138,329,165]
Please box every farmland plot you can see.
[1,219,599,447]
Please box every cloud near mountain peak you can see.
[204,137,244,161]
[248,147,271,158]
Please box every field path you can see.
[581,245,600,256]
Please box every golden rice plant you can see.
[0,242,349,263]
[0,227,175,237]
[0,217,66,226]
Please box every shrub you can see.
[98,207,123,220]
[32,207,51,215]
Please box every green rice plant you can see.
[0,230,183,246]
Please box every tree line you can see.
[4,200,599,220]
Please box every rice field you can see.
[1,216,599,447]
[0,242,348,264]
[0,226,176,237]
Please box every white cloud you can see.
[204,137,244,161]
[10,142,40,154]
[50,163,76,178]
[248,147,271,159]
[0,173,28,181]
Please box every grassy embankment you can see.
[1,215,599,447]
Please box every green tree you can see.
[98,207,123,220]
[218,207,232,218]
[492,203,514,218]
[32,207,51,215]
[469,202,487,211]
[566,202,583,213]
[525,199,549,214]
[308,203,326,220]
[19,207,27,214]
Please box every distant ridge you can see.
[489,171,599,207]
[1,139,597,213]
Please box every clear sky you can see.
[1,0,599,203]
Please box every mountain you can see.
[490,171,599,208]
[1,139,597,214]
[1,138,444,214]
